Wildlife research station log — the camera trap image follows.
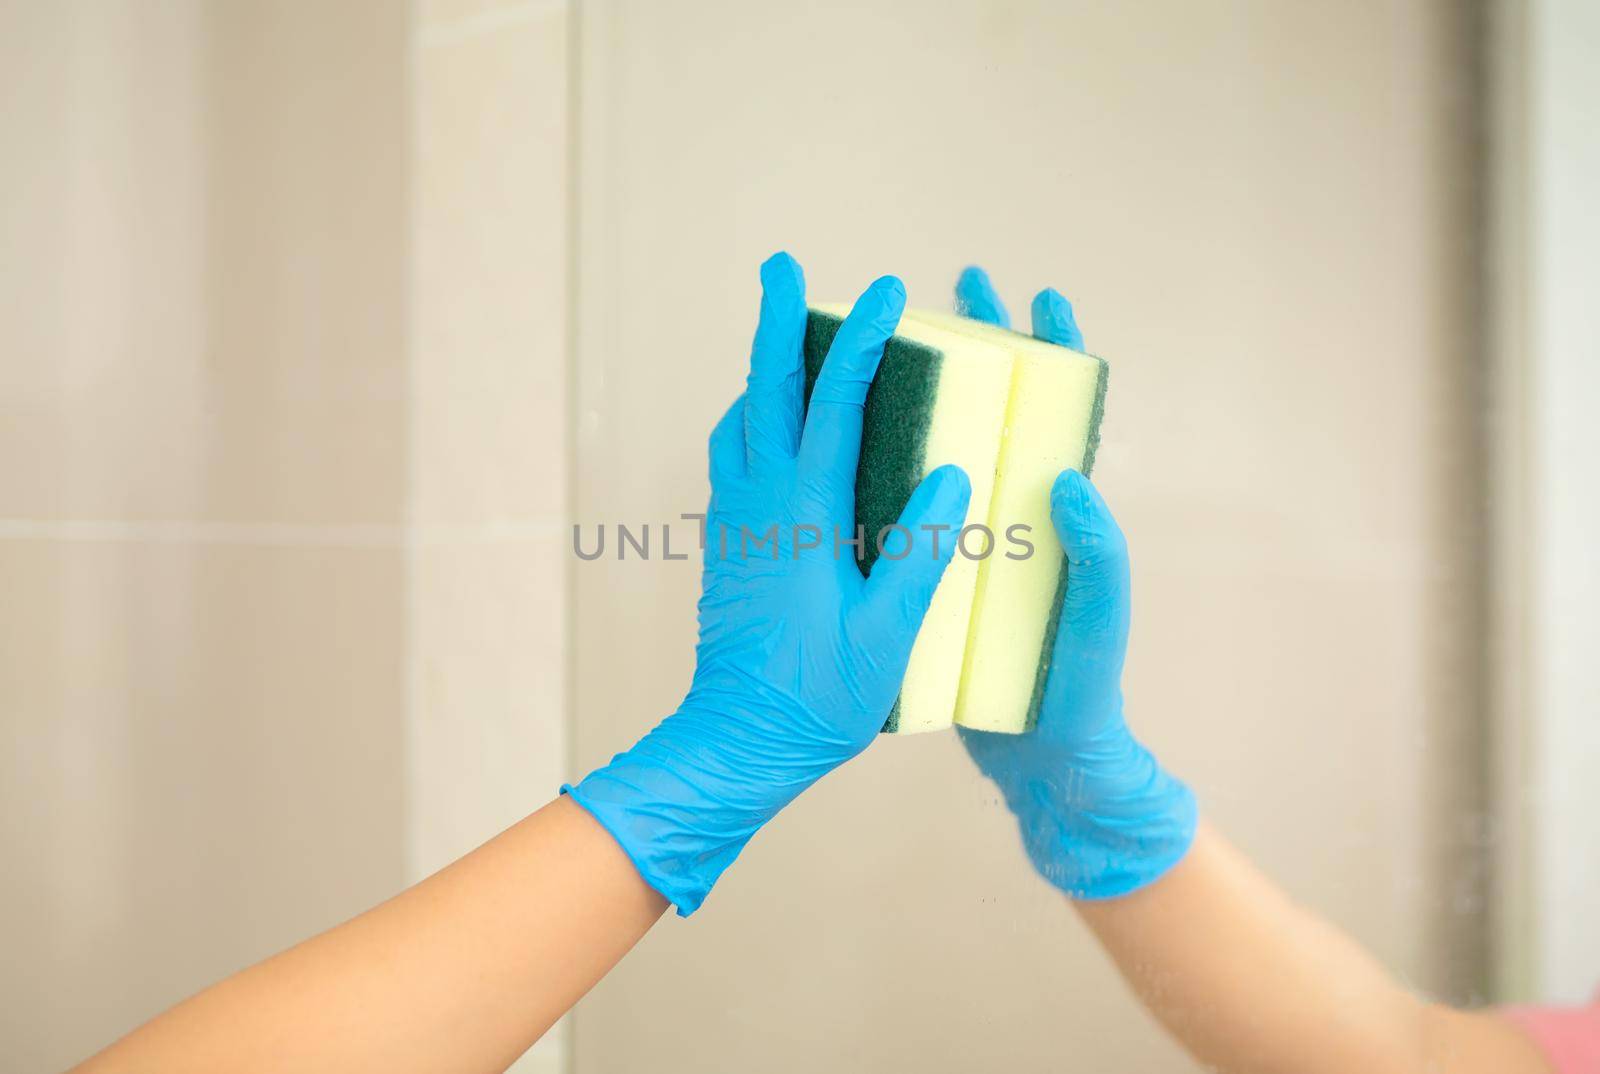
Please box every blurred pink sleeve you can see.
[1502,990,1600,1073]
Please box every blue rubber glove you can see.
[567,253,973,915]
[954,266,1196,899]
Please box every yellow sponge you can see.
[808,305,1012,732]
[803,307,1108,734]
[909,311,1107,733]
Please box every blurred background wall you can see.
[1,1,569,1070]
[568,2,1487,1071]
[1,1,1592,1073]
[1,2,410,1068]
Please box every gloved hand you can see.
[567,253,972,915]
[954,266,1197,899]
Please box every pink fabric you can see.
[1503,992,1600,1073]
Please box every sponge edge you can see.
[804,308,1012,733]
[907,311,1108,733]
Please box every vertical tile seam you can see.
[402,0,424,885]
[561,2,584,1071]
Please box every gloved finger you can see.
[797,275,905,493]
[708,393,747,488]
[857,464,972,640]
[744,252,808,472]
[1042,469,1130,707]
[954,265,1011,328]
[1030,287,1085,350]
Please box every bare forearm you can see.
[74,796,667,1074]
[1075,823,1547,1074]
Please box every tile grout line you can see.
[558,4,583,1070]
[405,0,425,886]
[0,519,564,547]
[0,519,403,547]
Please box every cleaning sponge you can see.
[802,307,1108,735]
[803,308,1012,733]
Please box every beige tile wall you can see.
[0,1,208,522]
[0,2,413,1068]
[1,1,570,1070]
[0,539,407,1067]
[409,3,572,1068]
[200,1,411,527]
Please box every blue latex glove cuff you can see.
[565,693,834,916]
[564,722,776,916]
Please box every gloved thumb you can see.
[857,464,972,642]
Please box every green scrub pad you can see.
[802,307,1108,735]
